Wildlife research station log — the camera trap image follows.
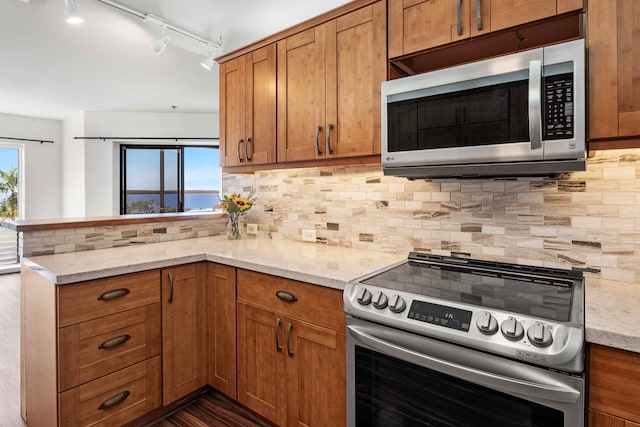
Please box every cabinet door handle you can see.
[237,139,245,163]
[168,272,174,304]
[286,323,294,357]
[456,0,463,35]
[97,288,130,301]
[315,125,322,155]
[98,390,130,410]
[275,318,283,352]
[476,0,483,30]
[327,123,334,154]
[245,137,252,162]
[275,290,297,302]
[98,334,131,350]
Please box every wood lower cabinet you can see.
[277,0,385,162]
[589,344,640,426]
[161,263,207,405]
[587,0,640,146]
[236,269,346,427]
[22,266,162,427]
[388,0,583,58]
[219,43,277,167]
[206,262,237,399]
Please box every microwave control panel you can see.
[543,73,574,140]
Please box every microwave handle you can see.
[528,60,542,150]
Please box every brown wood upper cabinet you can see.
[219,44,277,167]
[588,0,640,145]
[388,0,583,58]
[161,263,208,405]
[277,1,386,162]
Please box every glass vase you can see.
[227,212,241,240]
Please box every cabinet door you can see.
[326,1,386,158]
[488,0,558,32]
[237,303,286,425]
[589,0,640,140]
[286,319,346,427]
[206,263,237,399]
[220,56,246,167]
[589,409,626,427]
[388,0,470,57]
[246,44,277,165]
[161,263,207,405]
[277,27,327,162]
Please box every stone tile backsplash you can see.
[223,149,640,284]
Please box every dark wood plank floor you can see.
[0,272,27,427]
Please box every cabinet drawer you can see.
[236,269,345,332]
[58,304,161,391]
[58,270,161,327]
[58,356,161,427]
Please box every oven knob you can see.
[476,311,498,335]
[527,322,554,347]
[356,287,372,306]
[389,294,406,313]
[501,317,524,341]
[372,291,389,309]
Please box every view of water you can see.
[125,193,220,213]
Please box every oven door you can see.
[347,317,584,427]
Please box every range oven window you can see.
[355,346,563,427]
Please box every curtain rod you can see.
[74,137,218,141]
[0,136,54,144]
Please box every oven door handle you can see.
[348,324,581,404]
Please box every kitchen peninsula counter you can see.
[21,235,640,354]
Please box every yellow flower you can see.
[232,196,250,211]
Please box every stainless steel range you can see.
[344,252,585,427]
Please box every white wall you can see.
[61,112,86,217]
[79,112,218,216]
[0,112,62,220]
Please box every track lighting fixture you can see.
[151,26,171,55]
[200,44,217,71]
[64,0,83,24]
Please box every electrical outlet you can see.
[302,229,316,242]
[246,223,258,235]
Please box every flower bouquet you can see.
[217,188,256,239]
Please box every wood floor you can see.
[1,272,275,427]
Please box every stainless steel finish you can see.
[327,123,334,154]
[388,294,406,313]
[501,316,525,340]
[356,287,371,306]
[380,39,586,179]
[529,59,543,150]
[245,137,252,161]
[346,317,585,427]
[476,311,498,334]
[237,139,244,163]
[315,125,322,155]
[456,0,462,35]
[476,0,483,30]
[528,322,554,347]
[371,291,388,309]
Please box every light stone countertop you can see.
[22,235,406,290]
[22,236,640,354]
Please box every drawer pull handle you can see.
[98,334,131,350]
[286,322,294,357]
[98,390,130,411]
[275,290,297,302]
[275,318,282,353]
[97,288,130,301]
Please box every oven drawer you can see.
[237,269,345,332]
[58,304,161,391]
[58,270,161,327]
[58,356,161,427]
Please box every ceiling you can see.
[0,0,352,120]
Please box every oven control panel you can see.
[345,283,585,373]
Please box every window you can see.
[120,145,220,214]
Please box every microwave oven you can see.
[381,39,586,179]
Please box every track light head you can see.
[151,27,171,54]
[64,0,83,24]
[200,43,219,71]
